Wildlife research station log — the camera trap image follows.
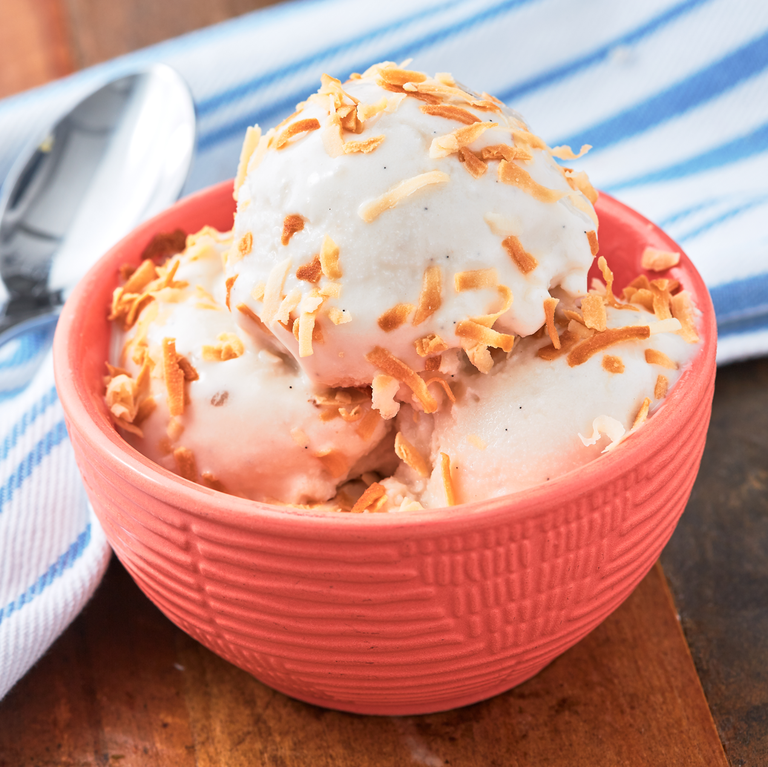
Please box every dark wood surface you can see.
[661,357,768,767]
[1,2,766,765]
[0,560,727,766]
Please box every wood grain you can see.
[0,0,75,98]
[64,0,283,69]
[0,559,726,766]
[662,357,768,767]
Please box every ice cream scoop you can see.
[227,64,598,391]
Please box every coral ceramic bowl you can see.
[53,180,716,716]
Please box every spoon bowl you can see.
[0,64,196,335]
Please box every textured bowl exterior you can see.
[54,182,716,716]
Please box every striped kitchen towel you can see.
[1,0,766,699]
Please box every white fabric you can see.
[1,0,766,699]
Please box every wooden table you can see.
[1,4,766,765]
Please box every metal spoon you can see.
[0,64,196,340]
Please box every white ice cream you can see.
[228,64,598,389]
[105,63,701,512]
[106,229,391,505]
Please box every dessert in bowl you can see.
[52,64,716,715]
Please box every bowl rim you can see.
[53,180,717,536]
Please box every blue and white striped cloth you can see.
[1,0,766,700]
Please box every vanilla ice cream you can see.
[104,63,701,512]
[227,63,599,390]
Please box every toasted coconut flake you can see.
[366,346,438,413]
[123,259,158,294]
[440,452,457,506]
[298,311,318,357]
[484,212,521,238]
[630,288,655,312]
[202,333,245,362]
[641,247,680,271]
[394,432,430,477]
[597,256,623,308]
[315,448,349,479]
[237,303,271,335]
[262,257,292,323]
[632,397,652,430]
[275,118,321,149]
[357,408,383,441]
[359,171,450,223]
[586,230,599,256]
[371,374,401,420]
[579,415,625,452]
[111,414,143,437]
[378,303,414,332]
[456,320,514,352]
[564,169,598,204]
[549,144,591,160]
[176,355,199,381]
[602,354,625,374]
[424,355,441,371]
[645,348,678,370]
[281,214,305,246]
[105,374,137,422]
[413,266,442,326]
[653,374,669,400]
[318,235,342,280]
[481,144,531,163]
[162,338,185,416]
[457,147,488,178]
[537,329,579,361]
[564,309,585,325]
[420,104,480,124]
[435,71,456,85]
[296,255,323,283]
[568,325,650,367]
[201,472,227,493]
[581,294,607,331]
[425,377,456,403]
[173,446,197,482]
[377,67,427,86]
[275,288,302,325]
[141,229,187,263]
[234,125,262,200]
[543,297,560,349]
[430,122,496,159]
[465,343,493,373]
[339,405,363,422]
[322,97,345,158]
[511,129,547,151]
[319,282,341,300]
[328,307,351,325]
[670,292,699,343]
[119,263,136,282]
[343,135,385,154]
[350,481,388,513]
[467,434,486,450]
[251,282,266,301]
[454,268,497,292]
[357,98,388,121]
[414,333,448,357]
[225,275,237,311]
[502,235,538,274]
[498,160,565,203]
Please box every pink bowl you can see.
[53,180,716,716]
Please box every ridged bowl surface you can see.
[53,181,716,715]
